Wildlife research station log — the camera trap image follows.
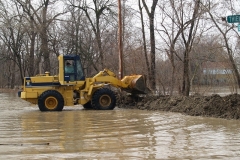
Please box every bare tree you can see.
[0,1,26,86]
[157,0,186,95]
[138,0,150,85]
[70,0,115,71]
[61,4,100,75]
[205,1,240,89]
[16,0,67,73]
[156,0,202,96]
[181,0,201,96]
[142,0,158,91]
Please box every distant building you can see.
[201,61,234,85]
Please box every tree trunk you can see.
[10,58,16,89]
[29,17,37,76]
[138,0,150,85]
[41,4,50,72]
[181,0,200,96]
[167,46,176,96]
[182,50,190,96]
[142,0,158,91]
[149,13,156,90]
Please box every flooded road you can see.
[0,92,240,159]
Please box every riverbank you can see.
[3,88,240,120]
[118,93,240,120]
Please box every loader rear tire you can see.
[38,90,64,111]
[92,88,116,110]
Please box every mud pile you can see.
[118,93,240,120]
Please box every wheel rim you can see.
[99,95,111,107]
[45,96,58,110]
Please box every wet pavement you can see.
[0,92,240,159]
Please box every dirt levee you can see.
[118,93,240,120]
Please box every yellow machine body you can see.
[19,55,147,111]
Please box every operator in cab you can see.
[65,62,74,73]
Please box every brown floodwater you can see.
[0,92,240,159]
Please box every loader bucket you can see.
[121,75,148,94]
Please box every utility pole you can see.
[118,0,123,79]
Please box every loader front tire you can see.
[83,101,93,109]
[92,88,116,110]
[38,90,64,111]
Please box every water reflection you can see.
[0,92,240,159]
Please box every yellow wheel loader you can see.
[18,55,147,111]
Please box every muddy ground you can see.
[2,88,240,120]
[117,93,240,120]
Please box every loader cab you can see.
[62,55,85,82]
